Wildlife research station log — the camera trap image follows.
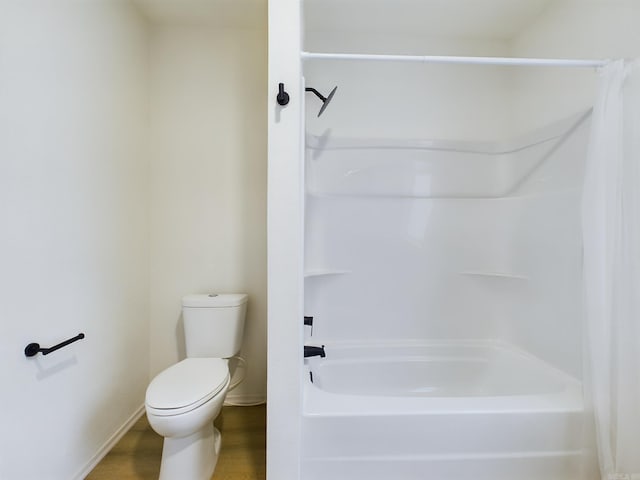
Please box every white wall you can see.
[0,2,149,479]
[510,0,640,134]
[148,25,268,403]
[267,0,305,478]
[0,2,269,477]
[303,32,512,141]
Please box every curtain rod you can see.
[301,51,608,68]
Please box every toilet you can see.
[145,293,248,480]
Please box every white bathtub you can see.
[301,341,597,480]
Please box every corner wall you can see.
[148,25,268,403]
[0,2,149,478]
[510,0,640,134]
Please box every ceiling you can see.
[132,0,553,39]
[132,0,267,28]
[304,0,555,39]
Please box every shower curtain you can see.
[583,59,640,480]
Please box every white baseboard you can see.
[72,404,146,480]
[224,393,266,406]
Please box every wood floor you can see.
[86,405,266,480]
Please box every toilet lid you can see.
[146,358,229,411]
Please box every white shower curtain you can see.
[583,59,640,480]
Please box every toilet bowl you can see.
[145,293,248,480]
[146,358,231,480]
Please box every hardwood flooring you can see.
[86,405,266,480]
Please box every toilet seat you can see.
[146,358,230,416]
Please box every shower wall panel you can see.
[500,115,590,377]
[304,113,589,377]
[304,195,510,341]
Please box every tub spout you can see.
[304,345,326,358]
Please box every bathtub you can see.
[301,341,597,480]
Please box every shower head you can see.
[306,86,338,117]
[318,86,337,117]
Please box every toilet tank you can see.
[182,293,248,358]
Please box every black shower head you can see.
[318,86,338,117]
[306,86,338,117]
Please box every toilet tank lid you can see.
[182,293,248,308]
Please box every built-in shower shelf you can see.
[304,269,351,278]
[460,271,528,281]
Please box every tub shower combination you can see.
[301,113,598,480]
[303,342,585,480]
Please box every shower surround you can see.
[301,112,597,480]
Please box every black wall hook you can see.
[25,333,85,357]
[276,83,290,106]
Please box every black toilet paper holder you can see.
[24,333,85,357]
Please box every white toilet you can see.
[145,293,248,480]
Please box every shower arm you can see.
[305,87,328,102]
[305,85,338,117]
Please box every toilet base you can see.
[158,423,221,480]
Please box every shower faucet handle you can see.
[304,316,314,336]
[304,345,325,358]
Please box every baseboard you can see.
[224,393,266,406]
[72,404,146,480]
